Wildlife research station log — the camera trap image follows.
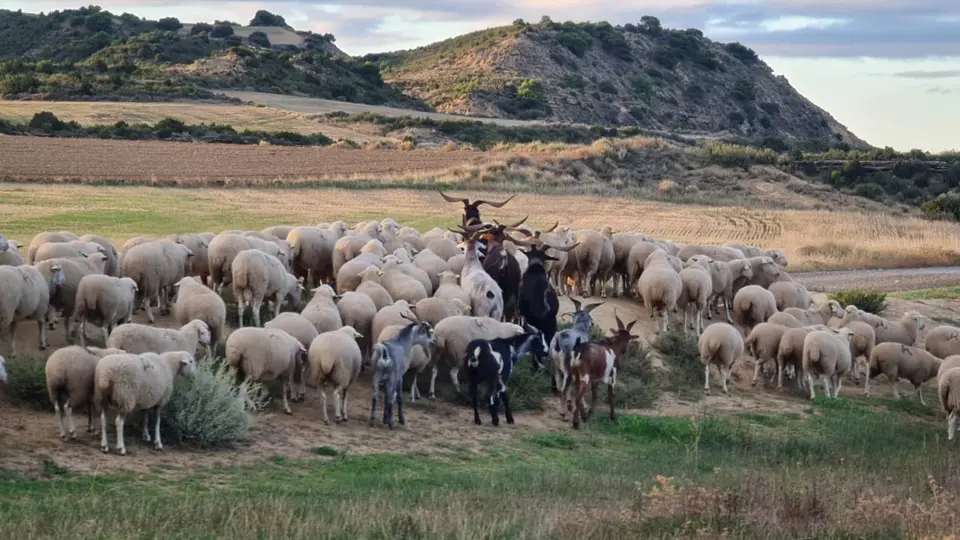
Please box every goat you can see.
[549,298,602,420]
[438,191,516,227]
[465,324,550,426]
[517,233,579,369]
[369,315,436,430]
[478,217,528,324]
[450,222,504,320]
[570,310,639,429]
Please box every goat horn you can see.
[549,242,579,253]
[613,309,625,331]
[504,215,528,230]
[582,302,603,314]
[438,191,469,204]
[626,320,638,333]
[473,194,516,208]
[400,312,419,323]
[544,221,559,233]
[570,298,582,313]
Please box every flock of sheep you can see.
[2,190,960,456]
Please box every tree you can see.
[156,17,182,31]
[640,15,661,34]
[190,22,213,35]
[250,10,288,28]
[211,24,234,38]
[247,31,271,48]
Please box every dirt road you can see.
[793,266,960,293]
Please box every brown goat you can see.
[569,310,639,429]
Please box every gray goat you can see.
[548,298,602,421]
[369,315,436,430]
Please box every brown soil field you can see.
[0,135,502,183]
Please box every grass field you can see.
[2,183,960,271]
[1,400,957,539]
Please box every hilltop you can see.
[368,17,866,147]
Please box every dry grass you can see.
[2,183,959,271]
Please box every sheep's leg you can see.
[46,305,57,331]
[724,297,734,324]
[153,406,163,451]
[683,308,690,333]
[281,379,292,415]
[832,375,842,398]
[142,409,152,442]
[864,374,872,397]
[776,358,784,389]
[661,310,669,333]
[236,300,245,329]
[54,401,66,441]
[321,387,330,425]
[807,373,817,400]
[721,368,730,394]
[409,372,419,402]
[116,414,126,456]
[471,375,482,425]
[822,375,831,398]
[100,411,109,453]
[342,387,349,422]
[428,366,438,400]
[449,367,461,393]
[34,319,48,352]
[752,360,762,386]
[696,309,703,336]
[948,411,957,441]
[333,388,343,423]
[704,364,711,393]
[891,380,901,400]
[252,298,264,328]
[916,385,925,406]
[87,404,96,435]
[143,289,156,324]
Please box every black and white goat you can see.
[464,325,549,426]
[369,315,436,430]
[438,191,516,227]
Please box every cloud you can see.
[892,69,960,79]
[7,0,960,58]
[925,86,954,94]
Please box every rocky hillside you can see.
[368,18,867,147]
[0,7,423,108]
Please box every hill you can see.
[367,17,867,147]
[0,7,424,108]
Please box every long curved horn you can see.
[582,302,603,314]
[438,191,468,204]
[613,309,625,331]
[544,221,559,233]
[474,194,516,208]
[503,215,528,230]
[626,320,638,333]
[549,242,579,253]
[570,298,582,313]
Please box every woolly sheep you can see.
[744,322,790,387]
[301,284,344,334]
[568,230,614,298]
[924,325,960,359]
[677,244,746,263]
[94,351,197,454]
[843,320,876,383]
[802,328,855,400]
[370,300,418,355]
[626,240,660,294]
[938,355,960,378]
[335,240,387,294]
[120,240,194,323]
[769,281,813,311]
[427,237,461,262]
[678,264,712,336]
[168,234,211,286]
[723,243,788,267]
[37,255,109,342]
[207,232,284,291]
[732,285,777,334]
[306,326,364,424]
[333,234,374,278]
[939,367,960,441]
[226,327,308,415]
[687,255,752,323]
[379,258,429,304]
[838,305,886,328]
[698,322,744,394]
[431,315,524,396]
[172,276,227,357]
[638,249,682,332]
[873,311,926,346]
[287,226,340,288]
[412,249,449,291]
[231,248,303,328]
[432,270,470,305]
[45,345,125,440]
[766,312,805,328]
[262,225,295,240]
[74,274,139,346]
[80,234,120,277]
[775,325,830,390]
[32,241,106,265]
[0,239,24,267]
[783,300,844,326]
[0,264,61,355]
[414,296,471,327]
[335,291,377,358]
[606,232,643,296]
[264,312,320,350]
[355,266,394,310]
[27,230,80,264]
[107,320,211,357]
[865,343,941,403]
[737,256,781,291]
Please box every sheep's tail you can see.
[803,340,821,371]
[93,374,113,410]
[701,339,722,364]
[744,334,757,359]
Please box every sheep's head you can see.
[833,327,855,343]
[769,249,788,267]
[438,270,459,284]
[358,266,382,282]
[827,300,844,319]
[192,320,212,346]
[328,221,349,237]
[49,263,65,287]
[736,260,753,280]
[311,284,338,300]
[176,352,197,378]
[906,311,926,330]
[451,298,471,314]
[0,235,8,252]
[759,257,780,277]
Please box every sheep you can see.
[371,300,417,353]
[27,230,80,264]
[35,255,109,342]
[231,249,303,328]
[938,355,960,378]
[94,351,197,454]
[638,249,683,332]
[723,243,788,267]
[32,240,106,265]
[766,312,805,328]
[333,234,374,278]
[370,319,436,430]
[169,234,211,286]
[466,325,550,426]
[379,257,429,304]
[447,253,466,276]
[744,322,790,387]
[677,244,745,263]
[606,232,643,296]
[0,264,61,355]
[432,315,525,398]
[0,239,24,267]
[226,327,308,415]
[45,345,126,440]
[427,237,461,262]
[305,326,364,424]
[301,284,344,334]
[569,313,639,429]
[737,256,782,292]
[775,325,830,390]
[118,236,154,258]
[625,240,661,295]
[938,367,960,441]
[549,299,602,418]
[120,240,194,324]
[698,322,744,394]
[355,266,394,310]
[783,300,844,326]
[335,240,387,293]
[838,305,888,329]
[412,249,449,291]
[107,320,211,357]
[802,328,856,399]
[769,281,813,311]
[264,312,320,352]
[335,291,377,358]
[925,325,960,359]
[865,343,941,403]
[678,263,713,336]
[287,226,340,288]
[433,271,470,305]
[74,275,139,346]
[262,225,296,240]
[207,232,284,292]
[72,235,117,276]
[687,255,750,323]
[414,296,471,327]
[172,276,227,357]
[569,230,615,298]
[844,321,877,384]
[873,311,926,346]
[732,285,777,334]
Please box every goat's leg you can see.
[488,381,500,427]
[503,390,514,425]
[368,380,378,427]
[396,385,405,426]
[608,383,616,421]
[587,382,598,420]
[471,376,482,425]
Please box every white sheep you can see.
[732,285,777,334]
[677,264,712,336]
[431,315,524,396]
[865,343,941,403]
[379,258,429,304]
[226,327,308,415]
[355,266,394,310]
[306,326,364,424]
[371,300,418,354]
[335,240,387,294]
[873,311,926,346]
[26,230,80,264]
[938,367,960,441]
[413,296,471,327]
[938,355,960,378]
[638,249,682,332]
[287,226,339,289]
[231,248,303,328]
[172,276,227,357]
[843,320,876,384]
[925,325,960,360]
[432,270,470,306]
[80,234,120,277]
[107,320,211,357]
[301,284,344,334]
[74,274,139,346]
[94,350,197,454]
[0,264,61,355]
[264,312,320,351]
[698,322,744,394]
[769,281,812,311]
[783,300,843,326]
[120,239,194,323]
[335,291,377,358]
[45,345,125,440]
[207,232,285,292]
[32,240,106,264]
[802,328,855,399]
[744,322,790,386]
[766,312,805,328]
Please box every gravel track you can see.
[794,266,960,293]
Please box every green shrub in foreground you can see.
[1,355,49,410]
[829,288,888,315]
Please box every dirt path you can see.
[793,266,960,293]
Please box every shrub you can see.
[29,111,66,131]
[211,24,234,38]
[250,10,288,28]
[2,355,49,410]
[616,341,661,408]
[854,182,885,200]
[190,23,213,36]
[828,289,888,315]
[156,17,182,31]
[247,31,271,48]
[730,79,756,103]
[725,42,759,64]
[161,360,268,448]
[597,80,617,94]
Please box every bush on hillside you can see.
[828,289,888,315]
[247,31,271,48]
[250,10,288,28]
[210,24,234,38]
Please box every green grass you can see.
[1,400,957,539]
[892,286,960,301]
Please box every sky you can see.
[4,1,959,152]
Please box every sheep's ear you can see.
[80,252,89,258]
[377,270,384,276]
